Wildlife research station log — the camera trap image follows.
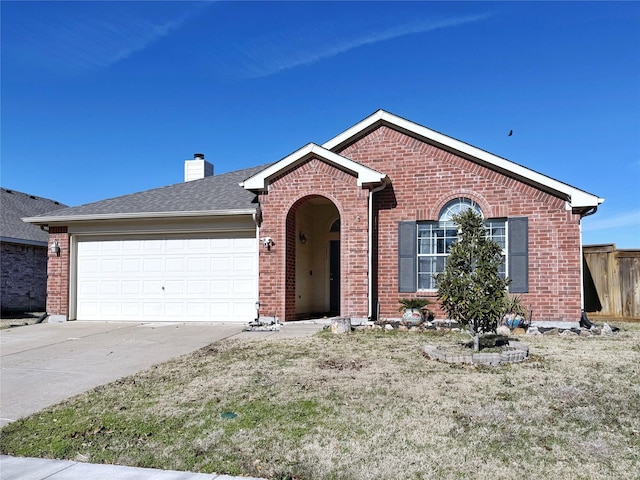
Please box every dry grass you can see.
[2,325,639,479]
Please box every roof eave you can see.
[323,110,604,209]
[0,236,48,247]
[22,208,258,226]
[241,143,387,192]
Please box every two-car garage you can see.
[74,235,257,322]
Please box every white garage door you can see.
[76,237,257,322]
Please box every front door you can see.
[329,240,340,314]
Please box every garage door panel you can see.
[234,256,255,273]
[232,238,255,252]
[165,302,185,316]
[165,258,185,272]
[187,303,207,317]
[122,258,141,272]
[143,258,163,272]
[143,302,162,316]
[78,281,99,295]
[142,240,163,252]
[186,280,207,295]
[186,239,208,251]
[233,278,255,293]
[78,302,97,316]
[186,257,208,272]
[143,280,163,295]
[122,303,140,316]
[76,237,257,322]
[100,241,120,253]
[78,258,99,274]
[165,280,185,294]
[100,281,119,295]
[233,302,255,319]
[211,257,231,274]
[165,239,187,251]
[211,238,232,252]
[121,280,141,295]
[100,303,119,317]
[122,240,143,252]
[210,279,231,296]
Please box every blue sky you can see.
[2,1,639,247]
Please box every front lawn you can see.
[2,325,639,479]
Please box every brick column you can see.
[46,227,70,321]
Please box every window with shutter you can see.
[397,199,520,292]
[508,217,529,293]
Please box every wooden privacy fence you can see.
[583,244,640,320]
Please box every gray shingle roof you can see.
[24,164,271,223]
[1,188,68,244]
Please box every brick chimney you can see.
[184,153,214,182]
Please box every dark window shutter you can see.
[398,221,417,292]
[508,217,528,293]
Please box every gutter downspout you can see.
[578,206,598,312]
[579,220,585,311]
[368,179,389,320]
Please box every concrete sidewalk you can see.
[0,455,267,480]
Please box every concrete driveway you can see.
[0,321,246,427]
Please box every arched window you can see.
[416,198,506,290]
[439,198,481,221]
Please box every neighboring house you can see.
[1,188,67,312]
[24,110,604,325]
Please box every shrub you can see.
[435,209,509,350]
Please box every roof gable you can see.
[323,110,603,210]
[241,143,387,191]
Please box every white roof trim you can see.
[22,209,257,225]
[323,110,604,209]
[241,143,387,191]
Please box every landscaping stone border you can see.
[423,340,530,366]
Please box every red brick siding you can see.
[41,127,584,324]
[46,228,70,316]
[0,242,48,312]
[339,126,583,323]
[257,157,370,321]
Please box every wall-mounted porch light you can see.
[50,240,61,256]
[260,237,274,250]
[299,232,307,244]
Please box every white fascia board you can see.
[322,109,387,151]
[22,208,257,225]
[241,143,386,191]
[323,110,604,209]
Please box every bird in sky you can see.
[508,130,513,136]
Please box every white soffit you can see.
[323,110,604,209]
[241,143,387,191]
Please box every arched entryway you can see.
[285,196,340,320]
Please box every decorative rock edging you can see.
[353,319,462,333]
[244,317,281,332]
[352,320,619,338]
[423,340,530,366]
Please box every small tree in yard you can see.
[436,208,509,351]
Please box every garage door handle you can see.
[162,286,165,290]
